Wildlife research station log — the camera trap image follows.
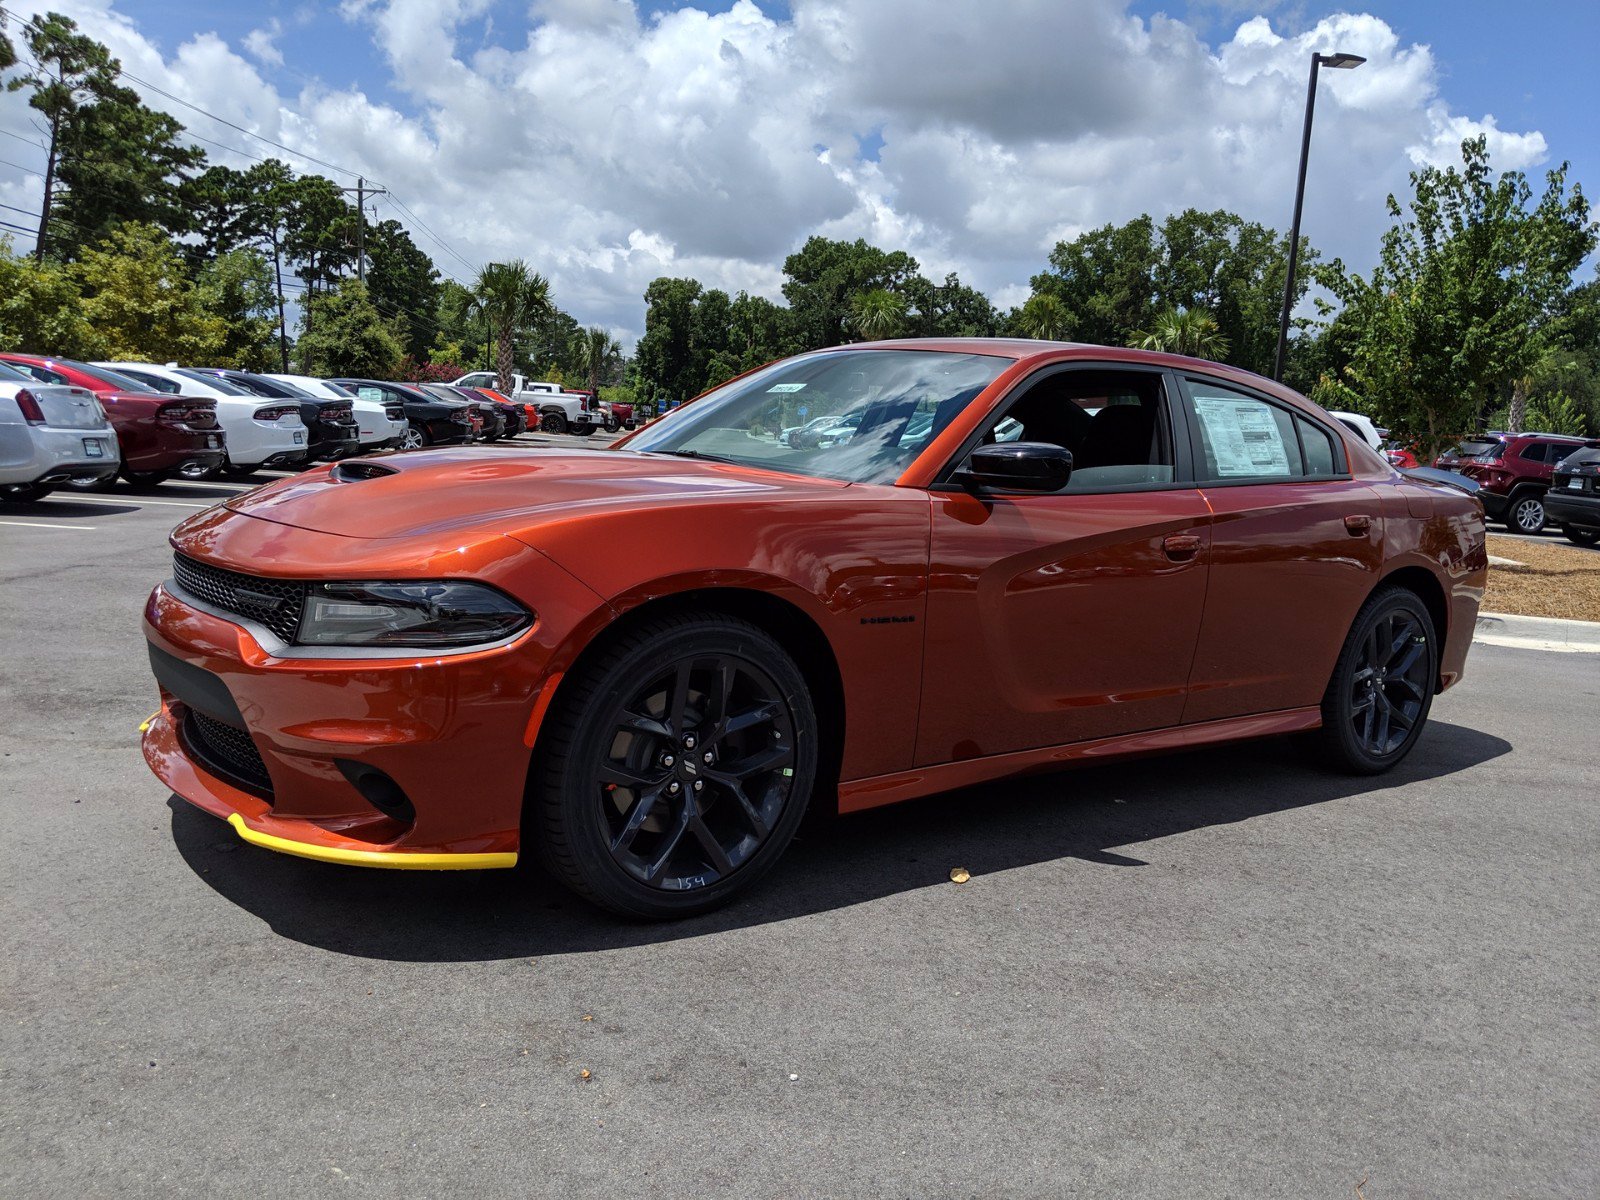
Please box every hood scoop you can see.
[331,459,399,483]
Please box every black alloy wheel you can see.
[1319,586,1437,774]
[1562,525,1600,547]
[540,412,568,435]
[533,614,817,919]
[1509,491,1546,534]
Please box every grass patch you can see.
[1485,534,1600,622]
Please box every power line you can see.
[0,127,48,151]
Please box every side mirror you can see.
[959,442,1073,494]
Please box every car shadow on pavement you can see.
[22,500,141,518]
[168,719,1510,961]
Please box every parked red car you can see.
[142,340,1485,918]
[0,353,225,486]
[1433,431,1590,533]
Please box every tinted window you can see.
[176,368,249,396]
[1518,441,1549,462]
[973,368,1175,491]
[0,360,31,382]
[111,368,182,394]
[52,359,154,393]
[1299,416,1339,475]
[12,362,68,384]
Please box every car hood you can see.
[222,447,848,540]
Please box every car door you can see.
[1177,374,1387,724]
[915,363,1212,765]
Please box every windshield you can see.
[626,350,1009,483]
[1450,438,1505,461]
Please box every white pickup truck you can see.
[452,372,599,436]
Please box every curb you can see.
[1474,611,1600,654]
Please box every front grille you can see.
[184,708,273,796]
[172,554,306,643]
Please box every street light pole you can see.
[1273,50,1365,382]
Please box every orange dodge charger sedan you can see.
[142,340,1487,918]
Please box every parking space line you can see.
[50,496,213,509]
[0,519,98,530]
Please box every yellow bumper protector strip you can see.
[139,710,161,733]
[226,813,517,870]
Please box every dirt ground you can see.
[1485,534,1600,621]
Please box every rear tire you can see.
[1507,489,1547,535]
[1562,525,1600,547]
[401,424,429,450]
[531,614,818,919]
[571,423,595,438]
[1318,586,1438,775]
[220,461,259,479]
[1,482,55,503]
[120,468,170,488]
[540,412,568,435]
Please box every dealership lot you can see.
[2,452,1596,1197]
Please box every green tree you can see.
[0,237,98,355]
[1327,137,1596,455]
[6,11,117,260]
[183,165,255,264]
[726,290,792,369]
[71,222,226,362]
[284,175,356,298]
[366,218,441,361]
[635,276,703,406]
[1131,307,1231,360]
[468,260,554,393]
[903,272,1000,338]
[1015,292,1071,340]
[294,279,404,378]
[781,236,919,349]
[50,78,205,251]
[847,287,908,340]
[195,249,279,369]
[235,160,301,370]
[574,325,621,394]
[1031,216,1159,347]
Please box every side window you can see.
[1297,415,1340,475]
[117,369,178,394]
[355,387,384,403]
[973,367,1175,491]
[18,363,68,384]
[1517,442,1547,462]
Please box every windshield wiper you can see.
[646,449,741,465]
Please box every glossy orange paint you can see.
[142,340,1486,864]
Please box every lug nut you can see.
[703,751,714,763]
[684,734,697,750]
[668,781,680,794]
[661,754,675,768]
[693,780,703,792]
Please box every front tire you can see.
[1562,525,1600,547]
[531,614,818,919]
[1507,489,1547,535]
[1318,586,1438,775]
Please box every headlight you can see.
[297,581,532,648]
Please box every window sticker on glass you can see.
[767,383,807,393]
[1193,396,1291,477]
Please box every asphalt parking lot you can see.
[2,440,1596,1197]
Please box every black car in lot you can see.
[1545,444,1600,547]
[183,369,361,463]
[418,383,511,441]
[331,379,479,448]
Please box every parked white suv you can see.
[0,359,119,501]
[97,362,310,476]
[263,373,408,450]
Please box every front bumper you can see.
[142,582,543,866]
[1545,490,1600,530]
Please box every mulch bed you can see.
[1484,534,1600,622]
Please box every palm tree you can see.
[847,288,907,341]
[469,260,553,393]
[1130,307,1230,361]
[1507,347,1579,433]
[1017,293,1070,341]
[574,325,621,394]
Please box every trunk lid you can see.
[24,384,106,429]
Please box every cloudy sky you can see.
[0,0,1594,347]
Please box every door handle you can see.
[1344,515,1372,536]
[1163,533,1202,562]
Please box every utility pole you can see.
[339,176,387,283]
